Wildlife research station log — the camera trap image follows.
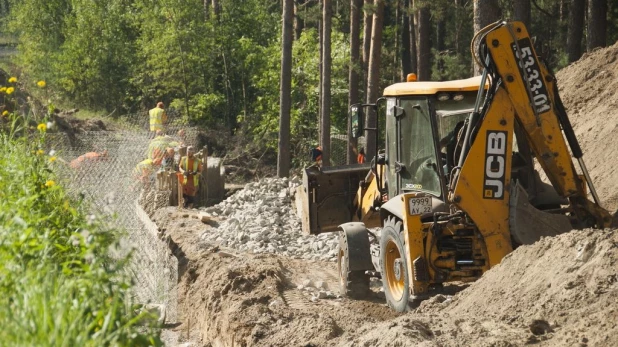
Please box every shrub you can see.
[0,89,161,345]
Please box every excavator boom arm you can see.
[479,21,612,227]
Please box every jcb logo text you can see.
[483,131,507,199]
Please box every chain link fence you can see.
[44,109,363,323]
[328,135,366,166]
[45,110,202,323]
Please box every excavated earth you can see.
[153,41,618,346]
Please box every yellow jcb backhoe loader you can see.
[296,21,617,312]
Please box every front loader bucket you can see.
[296,164,370,235]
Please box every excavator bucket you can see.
[296,164,370,235]
[509,183,573,245]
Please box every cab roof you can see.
[383,76,487,96]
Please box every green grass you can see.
[0,112,161,345]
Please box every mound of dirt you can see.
[439,228,618,346]
[556,41,618,212]
[343,229,618,346]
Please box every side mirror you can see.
[350,104,364,138]
[393,105,405,118]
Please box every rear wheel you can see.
[337,231,370,299]
[380,217,410,312]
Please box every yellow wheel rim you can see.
[385,239,405,301]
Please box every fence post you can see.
[177,146,187,209]
[199,146,208,206]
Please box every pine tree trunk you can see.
[410,2,417,74]
[393,0,400,83]
[212,0,219,20]
[473,0,501,75]
[435,18,445,80]
[513,0,531,29]
[587,0,607,50]
[416,5,431,81]
[401,0,412,79]
[558,0,569,50]
[277,0,294,177]
[294,0,306,40]
[365,0,384,160]
[321,0,333,167]
[362,0,373,101]
[318,0,323,141]
[567,0,585,62]
[453,0,463,59]
[348,0,362,164]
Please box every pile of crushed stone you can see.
[199,177,339,262]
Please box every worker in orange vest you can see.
[310,146,323,167]
[70,150,108,169]
[148,102,167,136]
[178,146,203,208]
[357,147,366,164]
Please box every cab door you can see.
[395,98,442,197]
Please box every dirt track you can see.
[154,42,618,346]
[153,208,400,346]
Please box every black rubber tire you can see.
[380,216,410,312]
[337,231,371,299]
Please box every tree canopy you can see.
[4,0,618,166]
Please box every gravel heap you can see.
[199,177,339,262]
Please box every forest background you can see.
[1,0,617,174]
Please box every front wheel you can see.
[337,231,370,299]
[380,217,410,312]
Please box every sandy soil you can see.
[153,41,618,347]
[556,41,618,212]
[152,208,399,347]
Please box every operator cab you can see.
[382,90,479,202]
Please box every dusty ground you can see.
[155,206,618,347]
[151,41,618,346]
[152,208,399,347]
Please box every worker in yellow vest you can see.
[148,102,167,136]
[178,146,203,208]
[133,158,155,186]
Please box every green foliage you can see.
[0,104,160,344]
[241,27,350,158]
[171,92,225,126]
[5,0,616,170]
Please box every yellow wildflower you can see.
[1,110,7,116]
[8,77,17,83]
[49,156,57,163]
[6,87,14,95]
[37,123,47,132]
[0,87,6,93]
[36,149,44,155]
[45,180,55,188]
[37,80,46,88]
